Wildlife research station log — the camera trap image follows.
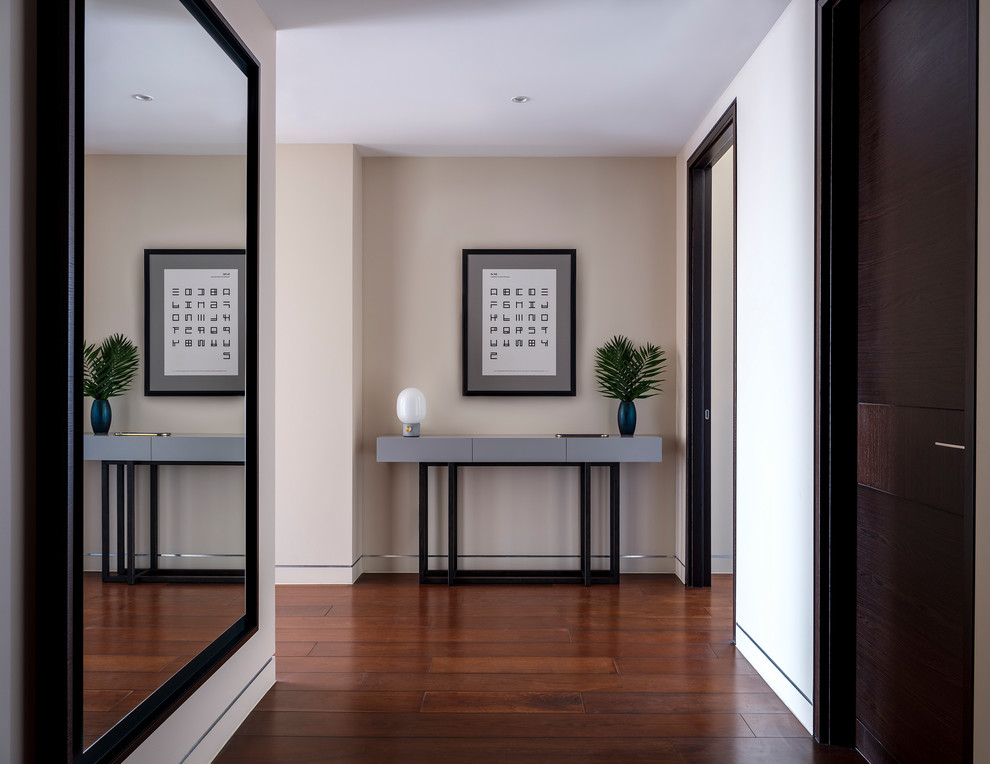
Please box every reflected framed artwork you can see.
[145,248,246,395]
[462,248,576,396]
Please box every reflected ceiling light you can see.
[510,95,530,103]
[131,93,154,102]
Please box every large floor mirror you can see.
[35,0,259,761]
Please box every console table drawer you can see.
[566,436,662,463]
[377,436,473,463]
[472,437,567,463]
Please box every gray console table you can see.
[83,434,245,584]
[376,435,662,585]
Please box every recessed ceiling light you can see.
[510,95,530,104]
[131,93,154,102]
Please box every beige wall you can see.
[275,144,364,583]
[82,154,247,570]
[361,157,677,573]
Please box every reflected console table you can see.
[376,435,662,585]
[83,434,245,584]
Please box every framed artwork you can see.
[144,249,246,395]
[462,248,576,396]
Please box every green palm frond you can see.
[83,333,140,399]
[593,335,666,402]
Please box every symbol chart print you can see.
[162,268,238,376]
[481,268,556,377]
[145,249,246,395]
[463,249,575,396]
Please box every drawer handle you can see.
[935,441,965,450]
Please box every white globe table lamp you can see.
[396,387,426,437]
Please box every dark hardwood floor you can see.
[216,574,863,763]
[82,572,244,749]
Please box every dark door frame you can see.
[814,0,858,745]
[815,0,977,751]
[686,101,736,589]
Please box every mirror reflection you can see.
[81,0,248,749]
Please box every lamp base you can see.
[402,423,421,437]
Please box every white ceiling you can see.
[85,0,247,154]
[84,0,791,158]
[259,0,792,157]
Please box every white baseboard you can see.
[735,625,813,733]
[179,658,276,764]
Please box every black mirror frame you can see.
[33,0,260,761]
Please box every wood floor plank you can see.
[85,614,241,630]
[112,689,150,709]
[82,655,175,672]
[84,671,194,691]
[582,692,790,714]
[569,628,730,644]
[427,614,727,631]
[81,640,210,657]
[82,689,130,711]
[233,710,756,739]
[275,605,332,617]
[271,673,367,691]
[215,735,683,764]
[276,615,432,629]
[277,626,571,644]
[742,712,813,738]
[614,657,757,675]
[306,640,718,659]
[430,657,617,674]
[421,691,584,713]
[276,656,431,674]
[673,738,866,763]
[256,689,424,713]
[361,672,775,694]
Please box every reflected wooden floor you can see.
[217,574,863,763]
[82,572,244,749]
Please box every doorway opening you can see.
[686,102,736,593]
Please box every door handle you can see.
[935,441,965,450]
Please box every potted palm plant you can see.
[83,333,140,434]
[593,334,666,436]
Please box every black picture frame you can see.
[462,248,576,396]
[145,248,247,395]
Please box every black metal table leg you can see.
[116,464,125,577]
[126,462,136,584]
[447,463,457,585]
[150,464,159,574]
[101,461,110,581]
[418,463,428,583]
[581,463,590,586]
[609,463,620,583]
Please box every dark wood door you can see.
[855,0,975,761]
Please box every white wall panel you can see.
[676,0,815,730]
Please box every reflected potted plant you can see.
[83,333,140,434]
[593,334,666,436]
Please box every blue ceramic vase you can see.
[617,400,637,436]
[91,399,112,434]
